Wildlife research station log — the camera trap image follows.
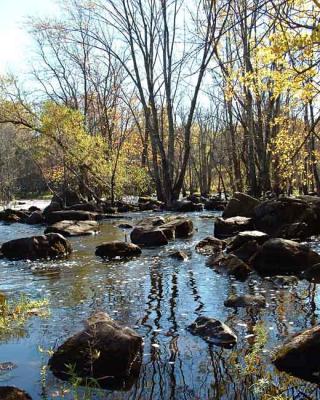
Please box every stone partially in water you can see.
[214,217,253,239]
[95,241,142,259]
[188,316,237,348]
[207,253,251,281]
[168,250,188,261]
[273,325,320,383]
[251,238,320,275]
[48,313,143,390]
[195,236,226,256]
[222,192,260,218]
[1,234,72,261]
[300,263,320,283]
[45,220,100,237]
[224,294,266,308]
[0,387,32,400]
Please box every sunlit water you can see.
[0,201,320,399]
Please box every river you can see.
[0,201,319,399]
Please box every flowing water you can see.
[0,202,320,399]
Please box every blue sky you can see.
[0,0,59,74]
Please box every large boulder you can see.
[214,216,253,239]
[130,217,193,246]
[206,253,251,281]
[195,236,226,256]
[226,230,269,263]
[222,192,260,218]
[95,241,142,259]
[131,227,168,246]
[0,387,32,400]
[253,197,320,238]
[48,312,143,390]
[1,233,72,260]
[187,316,237,348]
[161,217,194,238]
[45,210,100,224]
[45,220,100,237]
[273,325,320,383]
[251,238,320,275]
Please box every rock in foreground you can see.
[95,241,142,259]
[214,217,253,239]
[0,387,32,400]
[188,316,237,348]
[45,220,100,237]
[48,312,143,390]
[1,234,72,260]
[273,325,320,383]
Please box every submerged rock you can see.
[1,233,72,260]
[0,387,32,400]
[222,192,260,218]
[214,216,253,239]
[207,253,251,281]
[168,250,188,261]
[273,325,320,383]
[224,294,266,308]
[95,241,142,259]
[188,316,237,348]
[251,238,320,275]
[45,220,100,237]
[48,312,143,390]
[195,236,226,256]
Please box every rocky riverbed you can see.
[1,196,320,399]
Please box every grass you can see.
[0,294,49,340]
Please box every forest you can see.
[2,1,320,400]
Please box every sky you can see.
[0,0,59,74]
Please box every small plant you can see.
[0,294,49,340]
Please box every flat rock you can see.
[48,313,143,390]
[224,294,266,308]
[1,233,72,260]
[95,241,142,259]
[188,316,237,348]
[45,220,100,237]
